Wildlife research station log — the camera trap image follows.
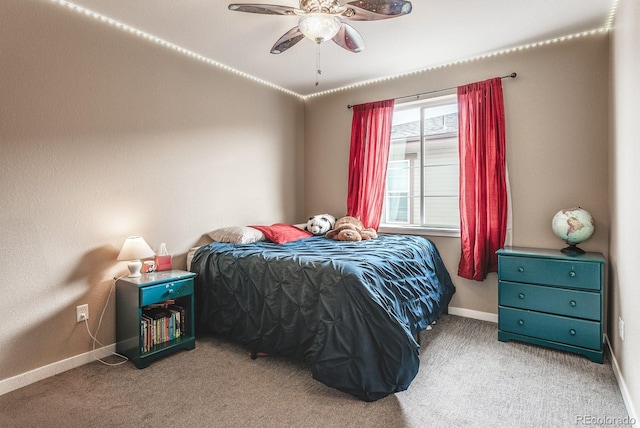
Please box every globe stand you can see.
[561,244,585,255]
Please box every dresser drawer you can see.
[498,256,600,290]
[141,278,193,306]
[499,307,601,350]
[499,281,600,321]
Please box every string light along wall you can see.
[50,0,618,101]
[49,0,301,99]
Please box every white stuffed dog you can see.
[304,214,336,236]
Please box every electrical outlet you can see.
[76,304,89,323]
[618,317,625,341]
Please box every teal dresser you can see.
[497,247,605,363]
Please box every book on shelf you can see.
[140,301,186,353]
[168,304,186,336]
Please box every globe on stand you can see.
[551,207,595,254]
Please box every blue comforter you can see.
[191,234,455,401]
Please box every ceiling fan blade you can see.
[341,0,412,21]
[332,23,365,53]
[271,27,305,54]
[228,3,299,15]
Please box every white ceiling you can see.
[62,0,615,97]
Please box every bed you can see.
[190,233,456,401]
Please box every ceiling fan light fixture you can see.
[298,13,341,43]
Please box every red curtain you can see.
[457,78,508,281]
[347,99,395,230]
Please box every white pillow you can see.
[186,246,201,271]
[208,226,266,244]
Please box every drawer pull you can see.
[569,300,577,307]
[569,329,576,336]
[517,319,525,326]
[569,271,576,277]
[518,293,525,299]
[517,267,524,273]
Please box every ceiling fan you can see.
[228,0,413,54]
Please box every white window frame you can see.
[379,94,461,238]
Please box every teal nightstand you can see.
[497,247,605,363]
[116,270,196,368]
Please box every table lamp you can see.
[117,236,156,277]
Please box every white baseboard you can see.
[605,335,638,423]
[0,344,115,396]
[448,306,498,323]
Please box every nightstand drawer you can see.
[141,279,193,306]
[499,307,601,350]
[499,281,600,321]
[498,256,600,290]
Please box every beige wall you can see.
[610,0,640,418]
[305,34,610,316]
[0,0,304,382]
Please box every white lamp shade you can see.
[298,14,341,43]
[117,236,156,277]
[117,236,155,260]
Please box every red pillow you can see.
[249,223,312,244]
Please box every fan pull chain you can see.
[315,42,321,87]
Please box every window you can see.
[380,94,460,235]
[385,160,410,223]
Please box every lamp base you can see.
[127,260,143,277]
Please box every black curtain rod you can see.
[347,72,517,109]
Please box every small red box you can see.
[155,254,172,271]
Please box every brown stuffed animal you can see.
[325,216,378,241]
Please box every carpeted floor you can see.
[0,315,630,427]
